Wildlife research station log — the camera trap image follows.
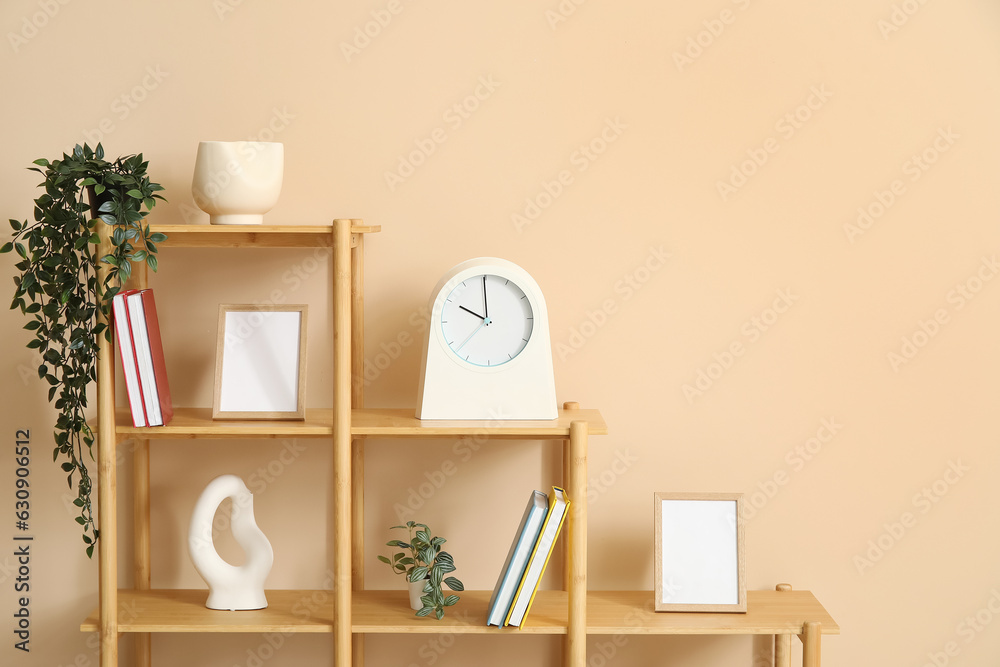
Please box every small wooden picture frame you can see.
[654,492,746,613]
[213,304,308,420]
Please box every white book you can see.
[112,292,146,427]
[505,487,570,627]
[127,293,162,426]
[486,490,548,626]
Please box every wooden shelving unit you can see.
[84,219,837,667]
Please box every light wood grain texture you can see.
[148,223,380,248]
[653,492,747,613]
[133,262,151,667]
[133,438,151,667]
[111,407,608,440]
[81,590,334,633]
[802,621,821,667]
[775,583,793,667]
[351,408,608,438]
[585,591,839,635]
[96,220,118,667]
[80,589,838,637]
[561,402,579,591]
[351,219,366,667]
[566,420,588,667]
[212,304,308,420]
[333,219,353,666]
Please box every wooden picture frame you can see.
[654,492,746,613]
[213,304,308,420]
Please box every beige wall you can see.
[2,0,999,665]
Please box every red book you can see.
[112,289,147,427]
[126,289,173,426]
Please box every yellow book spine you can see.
[517,487,570,628]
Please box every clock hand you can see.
[456,320,487,351]
[483,275,489,321]
[459,305,486,321]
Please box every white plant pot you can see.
[408,577,428,611]
[188,474,274,611]
[192,141,283,225]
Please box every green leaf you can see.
[93,183,105,195]
[32,158,50,167]
[435,608,444,620]
[146,255,158,272]
[377,555,390,564]
[86,545,94,559]
[0,242,12,254]
[444,577,464,591]
[126,189,143,199]
[409,566,428,582]
[443,595,459,606]
[414,607,433,617]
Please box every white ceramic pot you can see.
[408,577,428,611]
[192,141,283,225]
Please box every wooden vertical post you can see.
[133,438,150,667]
[565,419,588,667]
[133,254,151,667]
[96,220,118,667]
[774,583,792,667]
[333,219,353,667]
[561,402,579,591]
[350,221,366,667]
[802,621,821,667]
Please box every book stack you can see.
[486,486,570,628]
[112,289,173,427]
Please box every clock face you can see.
[440,274,534,367]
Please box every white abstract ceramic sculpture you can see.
[192,141,283,225]
[188,475,274,611]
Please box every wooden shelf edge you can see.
[108,407,608,440]
[79,589,837,637]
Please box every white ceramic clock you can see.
[416,258,557,420]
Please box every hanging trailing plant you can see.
[1,143,166,557]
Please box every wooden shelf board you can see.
[115,407,335,439]
[352,408,608,438]
[353,590,568,634]
[150,223,379,249]
[586,591,840,635]
[80,590,333,633]
[114,407,607,440]
[80,589,837,636]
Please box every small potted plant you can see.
[378,521,464,619]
